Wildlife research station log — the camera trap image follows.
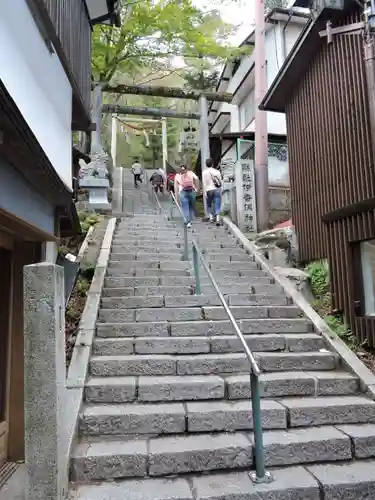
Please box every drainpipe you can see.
[364,17,375,169]
[282,12,293,62]
[254,0,268,231]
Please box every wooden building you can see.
[0,0,119,475]
[261,4,375,346]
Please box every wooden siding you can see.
[285,12,375,345]
[41,0,92,126]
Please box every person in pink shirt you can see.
[174,165,199,228]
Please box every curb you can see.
[76,225,95,262]
[223,216,375,396]
[64,217,116,463]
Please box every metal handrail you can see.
[168,191,272,484]
[152,188,163,213]
[170,192,189,260]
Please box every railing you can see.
[40,0,92,124]
[169,192,272,484]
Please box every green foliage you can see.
[305,261,329,297]
[91,0,242,84]
[76,278,90,298]
[183,69,220,91]
[78,211,101,235]
[81,264,96,281]
[307,261,358,349]
[66,304,80,321]
[264,0,289,12]
[324,314,357,349]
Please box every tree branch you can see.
[100,83,233,102]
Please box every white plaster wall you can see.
[226,53,255,94]
[0,0,73,189]
[264,26,287,136]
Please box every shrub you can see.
[305,261,329,297]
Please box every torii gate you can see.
[91,83,232,185]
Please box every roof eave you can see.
[260,18,316,113]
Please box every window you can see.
[232,58,241,77]
[239,92,255,130]
[361,240,375,315]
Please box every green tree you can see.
[183,69,220,92]
[91,0,241,84]
[264,0,289,12]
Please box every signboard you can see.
[235,159,257,233]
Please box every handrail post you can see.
[183,224,189,261]
[249,372,273,484]
[192,244,201,295]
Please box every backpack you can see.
[180,172,195,191]
[152,172,164,184]
[211,172,222,188]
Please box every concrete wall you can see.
[0,159,55,235]
[0,0,73,189]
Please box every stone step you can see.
[109,255,186,265]
[306,460,375,498]
[104,277,162,287]
[84,371,359,404]
[90,351,337,377]
[200,275,273,285]
[96,319,313,339]
[202,284,284,295]
[257,351,338,371]
[111,243,182,251]
[279,395,375,427]
[102,292,287,309]
[203,253,255,262]
[98,306,301,323]
[114,238,183,246]
[92,333,325,356]
[203,269,267,278]
[102,286,193,297]
[209,262,260,271]
[79,399,288,437]
[227,371,359,399]
[226,294,288,306]
[98,307,204,323]
[263,425,352,466]
[71,432,253,481]
[106,268,191,277]
[67,465,329,500]
[170,319,312,337]
[84,375,225,403]
[202,305,302,320]
[111,248,184,257]
[89,353,250,376]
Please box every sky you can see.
[171,0,255,68]
[193,0,256,45]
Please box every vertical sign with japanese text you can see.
[238,159,257,232]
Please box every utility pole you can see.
[91,83,105,154]
[161,117,168,175]
[199,95,209,217]
[254,0,269,232]
[111,114,117,167]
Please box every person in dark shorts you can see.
[131,158,143,188]
[150,169,165,194]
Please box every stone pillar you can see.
[24,263,67,500]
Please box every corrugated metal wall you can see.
[285,12,375,345]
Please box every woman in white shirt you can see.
[202,158,222,226]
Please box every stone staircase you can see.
[69,214,375,499]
